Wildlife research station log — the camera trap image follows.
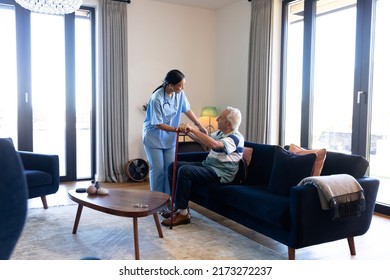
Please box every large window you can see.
[281,0,389,212]
[0,3,17,142]
[311,1,357,153]
[369,0,390,211]
[0,1,95,182]
[283,0,304,146]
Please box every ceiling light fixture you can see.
[15,0,83,15]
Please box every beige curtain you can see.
[246,0,273,143]
[100,0,129,182]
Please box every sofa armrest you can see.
[288,177,379,249]
[177,151,208,162]
[18,151,60,180]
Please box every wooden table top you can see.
[68,188,170,218]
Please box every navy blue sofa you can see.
[177,141,380,260]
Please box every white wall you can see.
[87,0,252,161]
[127,1,216,160]
[215,1,251,137]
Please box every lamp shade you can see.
[200,106,218,118]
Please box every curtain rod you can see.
[112,0,131,3]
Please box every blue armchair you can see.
[18,150,60,208]
[1,138,60,209]
[0,138,28,259]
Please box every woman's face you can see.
[171,79,185,93]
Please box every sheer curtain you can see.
[98,0,129,182]
[246,0,273,143]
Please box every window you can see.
[369,0,390,211]
[0,3,17,142]
[0,1,95,182]
[283,0,304,146]
[311,0,357,153]
[281,0,389,212]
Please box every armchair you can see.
[18,150,60,209]
[0,138,28,259]
[1,138,60,209]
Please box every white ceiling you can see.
[150,0,243,10]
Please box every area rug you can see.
[11,205,284,260]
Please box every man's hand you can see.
[179,123,192,133]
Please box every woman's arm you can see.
[184,110,208,134]
[156,123,178,132]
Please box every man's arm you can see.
[180,124,224,150]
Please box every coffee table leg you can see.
[153,213,164,238]
[133,217,140,260]
[72,204,83,234]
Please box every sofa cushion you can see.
[268,146,316,196]
[321,151,369,178]
[243,147,253,166]
[24,170,52,188]
[231,147,254,184]
[214,184,291,228]
[288,144,326,176]
[243,142,276,185]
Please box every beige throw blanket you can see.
[298,174,366,220]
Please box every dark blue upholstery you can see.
[2,138,60,209]
[178,141,380,259]
[18,151,60,205]
[268,146,316,196]
[0,138,28,259]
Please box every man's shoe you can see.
[161,208,190,219]
[160,208,177,219]
[161,212,191,227]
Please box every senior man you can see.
[161,106,244,227]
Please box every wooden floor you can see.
[28,180,390,260]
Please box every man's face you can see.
[216,110,231,131]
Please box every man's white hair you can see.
[226,106,242,131]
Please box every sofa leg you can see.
[347,236,356,255]
[288,247,295,260]
[41,196,48,209]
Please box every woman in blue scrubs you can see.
[143,69,207,195]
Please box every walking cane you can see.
[170,130,180,229]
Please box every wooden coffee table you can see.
[68,188,170,260]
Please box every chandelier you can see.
[15,0,83,15]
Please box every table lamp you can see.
[200,106,218,134]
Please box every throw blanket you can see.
[298,174,366,220]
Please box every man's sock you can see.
[179,208,188,216]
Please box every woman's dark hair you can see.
[153,69,185,93]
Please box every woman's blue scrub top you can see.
[143,88,190,149]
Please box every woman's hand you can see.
[179,123,207,135]
[198,126,208,135]
[179,123,191,133]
